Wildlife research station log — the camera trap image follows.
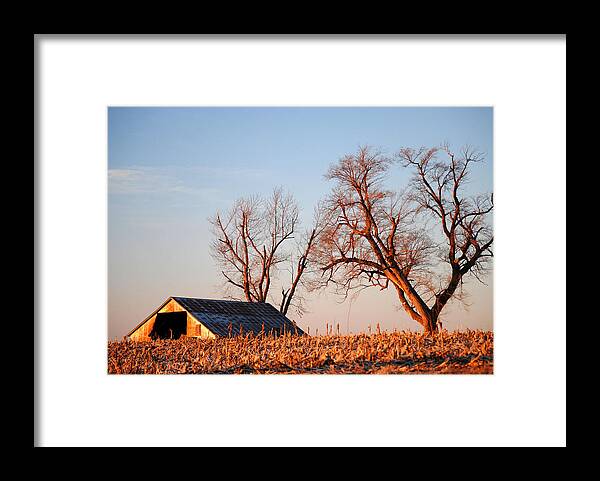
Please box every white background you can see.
[36,35,566,447]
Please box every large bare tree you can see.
[317,145,493,334]
[209,188,321,316]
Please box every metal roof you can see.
[173,297,304,337]
[127,296,304,338]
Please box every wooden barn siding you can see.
[129,299,215,341]
[187,313,214,339]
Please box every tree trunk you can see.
[417,311,439,336]
[419,312,439,335]
[393,284,438,335]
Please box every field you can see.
[108,329,493,374]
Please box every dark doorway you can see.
[150,311,187,339]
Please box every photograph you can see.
[36,34,566,447]
[107,106,494,375]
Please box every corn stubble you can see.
[108,330,493,374]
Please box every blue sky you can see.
[108,107,493,339]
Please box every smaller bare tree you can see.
[279,208,325,316]
[209,188,321,315]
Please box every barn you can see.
[126,296,305,341]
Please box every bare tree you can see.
[317,145,493,334]
[209,187,321,315]
[279,208,325,316]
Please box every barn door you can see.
[150,311,187,339]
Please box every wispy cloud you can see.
[108,164,267,196]
[109,168,161,194]
[108,167,216,196]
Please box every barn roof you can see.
[174,297,304,337]
[127,297,304,338]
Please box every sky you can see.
[108,107,493,339]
